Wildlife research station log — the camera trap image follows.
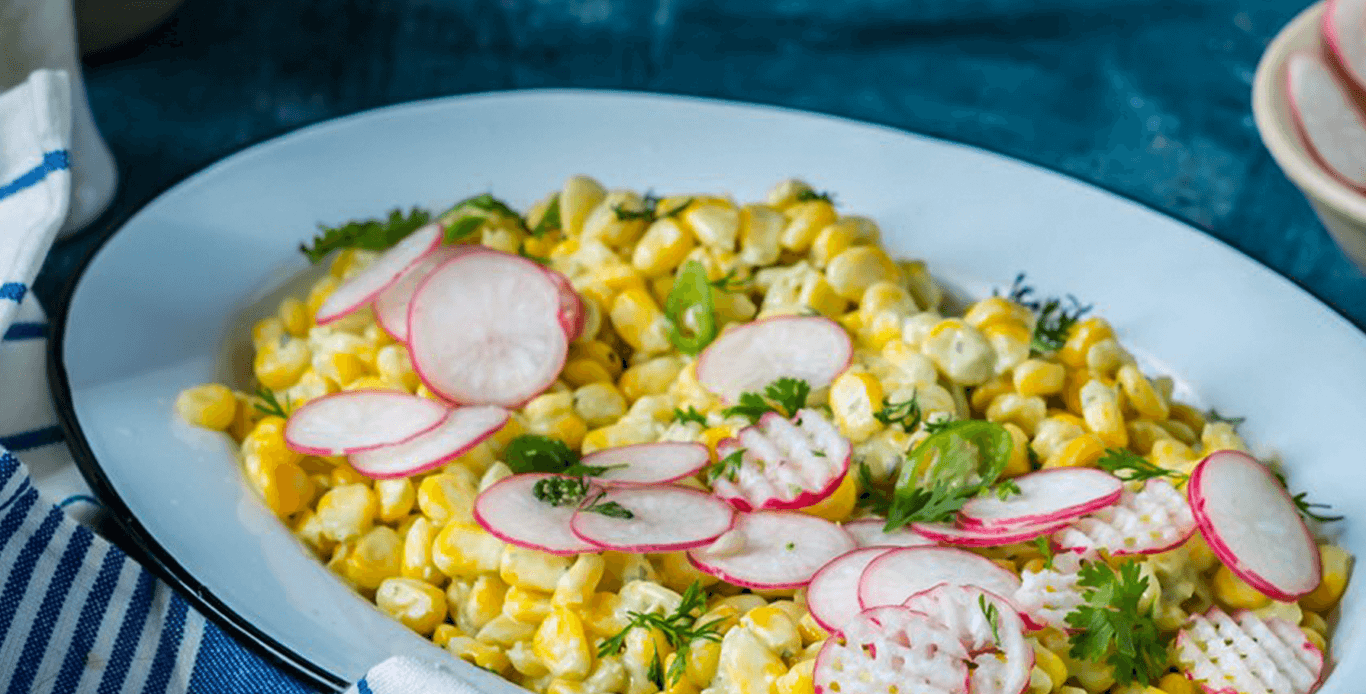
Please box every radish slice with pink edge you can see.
[1013,551,1085,631]
[1052,478,1196,557]
[283,389,448,456]
[569,484,735,552]
[911,519,1070,548]
[314,222,443,324]
[349,405,509,479]
[712,409,850,511]
[1287,51,1366,190]
[544,268,586,341]
[1188,450,1322,601]
[858,546,1021,610]
[1174,607,1324,694]
[902,585,1033,694]
[1323,0,1366,92]
[408,249,568,408]
[813,605,969,694]
[688,511,856,589]
[473,473,598,555]
[374,245,470,342]
[582,442,710,485]
[957,468,1122,529]
[806,548,891,632]
[842,519,937,548]
[696,316,852,403]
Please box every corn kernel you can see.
[315,483,377,542]
[611,287,672,354]
[305,276,340,317]
[1159,418,1199,446]
[417,473,477,526]
[1079,380,1128,448]
[254,338,312,391]
[825,246,902,302]
[1150,439,1197,472]
[1200,421,1246,454]
[176,384,238,430]
[373,478,415,523]
[255,459,315,517]
[809,222,858,269]
[797,272,847,319]
[766,179,815,210]
[986,393,1047,437]
[1045,433,1107,470]
[1302,544,1352,612]
[964,296,1034,331]
[459,574,508,633]
[683,199,741,251]
[561,175,608,236]
[432,520,505,578]
[856,311,902,351]
[738,204,785,267]
[501,547,573,593]
[583,190,650,248]
[448,635,510,674]
[780,200,838,252]
[921,319,994,386]
[741,605,801,659]
[1303,627,1327,654]
[1167,403,1207,434]
[1002,422,1031,477]
[1213,564,1270,610]
[1159,673,1197,694]
[553,554,606,608]
[1059,317,1114,369]
[534,606,593,680]
[620,356,686,402]
[655,551,719,594]
[530,413,589,450]
[775,660,814,694]
[1116,365,1168,421]
[376,577,447,635]
[547,679,587,694]
[563,358,614,387]
[432,623,463,648]
[718,627,786,694]
[799,471,857,522]
[828,371,883,444]
[397,516,442,584]
[343,526,403,589]
[509,640,551,678]
[1013,359,1066,397]
[633,218,696,278]
[1126,419,1172,455]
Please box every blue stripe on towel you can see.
[189,621,315,694]
[5,524,93,694]
[0,149,71,202]
[96,569,156,694]
[0,506,64,646]
[357,678,374,694]
[140,592,190,694]
[0,424,64,452]
[2,322,45,341]
[0,283,24,303]
[52,549,126,693]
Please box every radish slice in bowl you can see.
[582,442,710,485]
[911,519,1070,548]
[711,409,850,511]
[1187,450,1322,601]
[1286,51,1366,190]
[1012,551,1085,632]
[374,245,468,342]
[408,249,569,408]
[813,605,969,694]
[806,548,890,633]
[473,473,599,555]
[569,484,735,552]
[544,268,586,341]
[1323,0,1366,93]
[314,222,443,324]
[858,546,1021,610]
[902,585,1033,694]
[1052,478,1196,557]
[957,468,1122,529]
[1174,606,1324,694]
[842,519,936,548]
[283,389,448,456]
[349,405,509,479]
[688,511,856,589]
[696,316,852,403]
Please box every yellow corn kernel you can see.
[417,472,477,527]
[373,478,415,523]
[766,179,815,209]
[1045,433,1107,470]
[530,413,589,450]
[633,218,696,278]
[254,338,311,391]
[808,222,857,269]
[478,614,538,647]
[1200,421,1246,454]
[856,311,902,351]
[780,200,838,253]
[828,371,883,444]
[718,628,787,694]
[305,276,340,317]
[1302,544,1352,612]
[582,191,650,248]
[498,584,549,623]
[1213,564,1271,610]
[1158,673,1197,694]
[836,310,862,335]
[254,459,314,517]
[741,605,801,659]
[619,356,686,403]
[1031,638,1067,691]
[660,663,700,694]
[986,393,1047,437]
[432,521,505,578]
[432,623,463,648]
[508,640,551,678]
[610,286,671,354]
[1079,380,1128,448]
[1126,419,1173,455]
[656,552,719,594]
[825,246,902,302]
[684,637,722,687]
[800,471,857,522]
[399,516,443,584]
[293,508,335,557]
[525,391,573,421]
[1001,423,1031,477]
[563,358,613,390]
[580,427,613,456]
[775,660,815,694]
[880,339,938,387]
[276,296,309,337]
[175,383,238,430]
[448,636,510,674]
[342,526,403,589]
[376,577,447,635]
[501,547,573,593]
[921,319,994,386]
[797,272,847,319]
[315,483,377,542]
[459,574,508,633]
[534,606,592,680]
[964,296,1033,330]
[559,175,608,236]
[980,319,1031,375]
[1303,627,1327,654]
[1059,317,1114,368]
[795,612,828,646]
[569,382,626,429]
[859,283,917,322]
[374,344,419,392]
[970,376,1016,415]
[252,316,286,352]
[1167,402,1207,434]
[1115,365,1168,421]
[553,554,606,608]
[1301,610,1329,635]
[546,679,587,694]
[737,203,784,267]
[1159,418,1199,446]
[1150,439,1197,473]
[683,199,741,250]
[1013,359,1066,397]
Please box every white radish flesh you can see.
[1052,478,1196,557]
[806,548,890,633]
[473,473,599,555]
[911,519,1070,548]
[842,519,937,548]
[570,484,735,552]
[711,410,850,511]
[1174,607,1324,694]
[1287,51,1366,190]
[1188,450,1322,601]
[283,389,448,456]
[1012,551,1085,631]
[583,442,710,485]
[696,316,852,403]
[858,546,1021,610]
[315,222,442,324]
[902,585,1033,694]
[958,468,1122,529]
[688,511,856,589]
[813,605,969,694]
[1323,0,1366,92]
[349,405,509,479]
[408,250,568,408]
[374,245,467,342]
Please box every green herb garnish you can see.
[673,407,708,427]
[795,189,835,204]
[720,377,810,423]
[991,479,1022,500]
[1033,536,1055,570]
[664,260,718,355]
[253,387,291,418]
[582,489,635,519]
[1205,409,1246,429]
[598,581,724,687]
[1002,273,1091,355]
[706,448,746,484]
[300,207,433,263]
[1064,561,1168,687]
[1292,491,1344,522]
[884,420,1013,530]
[979,594,1002,643]
[532,476,590,506]
[503,435,580,474]
[709,269,751,293]
[1097,448,1186,483]
[874,393,922,433]
[532,195,561,238]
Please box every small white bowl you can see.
[1253,1,1366,271]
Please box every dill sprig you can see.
[1097,448,1186,483]
[253,387,291,418]
[1001,273,1091,355]
[873,393,922,433]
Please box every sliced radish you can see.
[843,519,937,548]
[911,519,1070,548]
[858,546,1020,610]
[582,442,710,485]
[813,605,969,694]
[902,585,1033,694]
[1287,51,1366,190]
[374,245,468,342]
[688,511,855,589]
[1174,607,1324,694]
[1188,451,1322,601]
[1012,551,1085,631]
[283,390,448,456]
[544,268,586,341]
[315,222,443,324]
[712,410,850,511]
[408,250,568,408]
[473,473,599,555]
[1323,0,1366,92]
[349,405,508,479]
[958,468,1122,529]
[570,484,735,552]
[1052,478,1196,557]
[806,548,891,633]
[696,316,852,403]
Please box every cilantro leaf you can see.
[532,195,561,238]
[720,377,810,423]
[706,448,746,484]
[1065,561,1168,687]
[503,435,580,474]
[300,207,433,263]
[795,189,835,204]
[673,407,708,427]
[532,476,589,506]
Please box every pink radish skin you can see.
[712,410,850,512]
[1052,478,1197,558]
[842,519,937,548]
[315,222,443,325]
[473,473,599,555]
[582,442,710,485]
[696,316,852,403]
[544,268,586,341]
[688,511,856,590]
[858,546,1021,611]
[569,484,735,552]
[407,249,568,408]
[957,468,1123,530]
[1174,607,1324,694]
[283,389,448,456]
[1188,450,1322,602]
[1287,51,1366,190]
[349,405,508,479]
[374,245,471,342]
[911,519,1071,548]
[1323,0,1366,93]
[806,548,891,632]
